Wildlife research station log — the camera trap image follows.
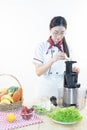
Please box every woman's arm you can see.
[34,58,54,76]
[34,52,67,76]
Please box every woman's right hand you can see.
[52,52,67,62]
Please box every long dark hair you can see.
[49,16,69,57]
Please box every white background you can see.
[0,0,87,100]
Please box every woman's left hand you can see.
[72,67,80,73]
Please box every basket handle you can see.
[0,73,22,88]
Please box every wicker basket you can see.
[0,74,23,111]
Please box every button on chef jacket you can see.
[33,41,69,98]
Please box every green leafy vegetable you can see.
[48,106,83,122]
[32,105,48,114]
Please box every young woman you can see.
[33,16,79,98]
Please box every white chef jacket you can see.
[33,41,71,98]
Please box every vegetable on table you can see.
[32,105,48,114]
[48,106,83,122]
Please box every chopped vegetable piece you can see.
[32,105,47,114]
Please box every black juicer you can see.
[63,61,80,107]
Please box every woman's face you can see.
[50,26,66,43]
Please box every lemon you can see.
[6,113,15,122]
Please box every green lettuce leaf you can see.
[48,106,83,122]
